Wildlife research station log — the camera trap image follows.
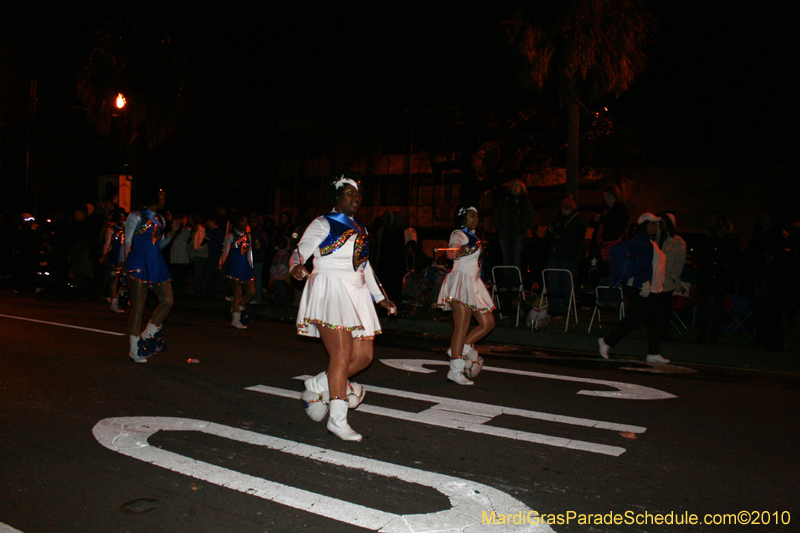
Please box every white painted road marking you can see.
[93,416,554,532]
[0,313,125,336]
[380,359,677,400]
[247,378,646,456]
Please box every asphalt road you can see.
[1,292,798,533]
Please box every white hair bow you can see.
[457,206,478,216]
[333,175,359,190]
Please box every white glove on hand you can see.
[639,281,651,297]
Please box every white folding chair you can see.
[540,268,578,332]
[587,285,625,333]
[491,266,526,327]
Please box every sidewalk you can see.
[173,294,800,375]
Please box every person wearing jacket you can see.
[655,212,687,343]
[590,185,629,277]
[693,211,740,344]
[545,195,584,316]
[598,213,669,363]
[493,179,534,312]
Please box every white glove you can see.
[639,281,651,297]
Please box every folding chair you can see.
[540,268,578,332]
[670,293,691,336]
[491,266,526,327]
[723,293,753,339]
[587,285,625,333]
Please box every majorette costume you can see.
[437,222,493,385]
[293,211,385,340]
[437,226,494,313]
[123,208,173,362]
[220,229,255,328]
[102,222,126,313]
[291,208,383,441]
[124,209,173,287]
[221,229,255,283]
[103,223,125,268]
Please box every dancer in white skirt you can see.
[437,206,495,385]
[290,172,397,441]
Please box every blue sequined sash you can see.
[320,212,370,270]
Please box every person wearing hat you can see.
[655,211,687,343]
[545,195,584,317]
[598,212,669,364]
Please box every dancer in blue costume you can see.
[100,208,127,313]
[437,206,495,385]
[122,190,178,363]
[219,213,256,329]
[290,171,397,442]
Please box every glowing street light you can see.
[116,93,126,109]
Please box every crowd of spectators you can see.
[2,184,799,353]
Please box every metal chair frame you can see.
[587,285,625,333]
[491,266,526,327]
[540,268,578,332]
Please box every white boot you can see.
[462,346,484,379]
[142,321,159,340]
[110,298,124,314]
[302,372,330,422]
[447,358,474,386]
[327,399,362,441]
[129,335,147,363]
[231,311,247,329]
[304,372,329,394]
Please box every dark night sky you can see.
[0,0,796,212]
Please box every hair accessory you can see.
[333,175,359,190]
[457,206,478,216]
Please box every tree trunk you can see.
[565,98,580,202]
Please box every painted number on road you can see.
[93,416,554,533]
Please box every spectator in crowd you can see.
[693,211,740,344]
[269,236,291,305]
[590,185,629,277]
[190,213,209,298]
[169,214,192,295]
[655,212,687,341]
[740,204,790,352]
[545,195,584,317]
[376,210,406,303]
[11,213,42,293]
[205,217,225,299]
[493,179,534,312]
[249,212,270,305]
[598,213,668,364]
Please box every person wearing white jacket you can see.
[656,211,687,345]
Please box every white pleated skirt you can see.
[437,269,495,313]
[296,268,382,340]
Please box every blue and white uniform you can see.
[124,209,173,286]
[102,223,125,268]
[220,230,254,283]
[437,227,494,313]
[291,211,385,340]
